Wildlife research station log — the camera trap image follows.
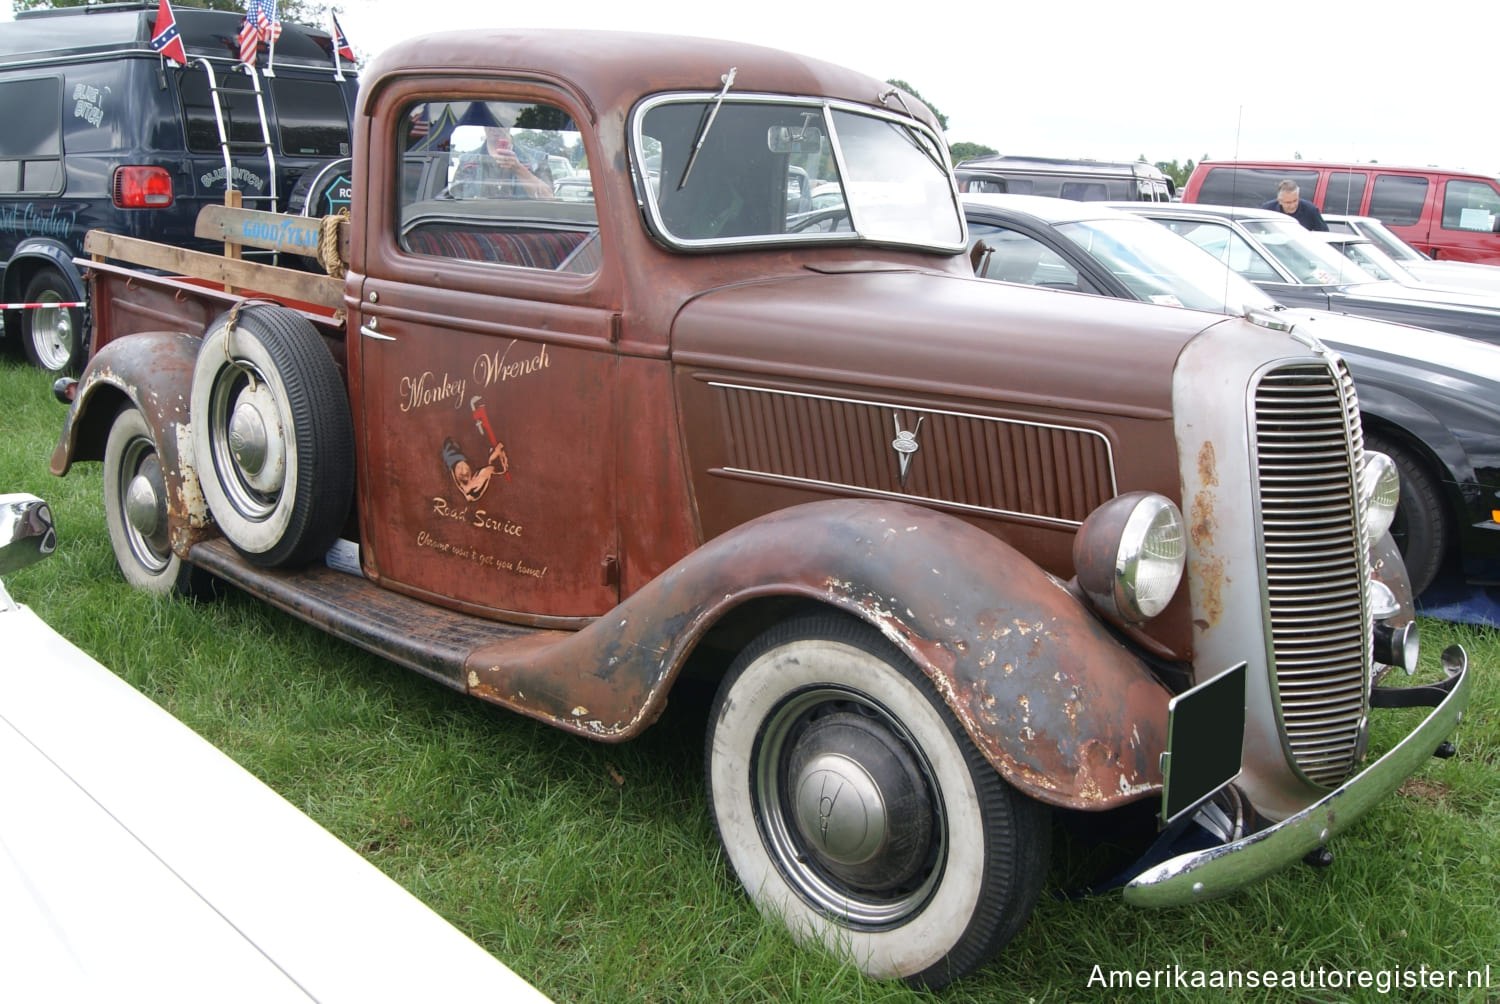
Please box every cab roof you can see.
[360,29,940,133]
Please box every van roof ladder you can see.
[191,58,280,265]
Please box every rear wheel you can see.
[705,613,1049,989]
[191,305,353,568]
[103,406,214,597]
[1366,433,1449,597]
[20,269,86,374]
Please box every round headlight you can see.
[1073,492,1186,624]
[1361,450,1401,542]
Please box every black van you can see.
[0,2,357,373]
[955,155,1176,203]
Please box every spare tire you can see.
[286,158,354,271]
[191,304,353,568]
[287,157,354,218]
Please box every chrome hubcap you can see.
[119,439,171,573]
[754,686,945,927]
[785,711,933,890]
[124,473,163,538]
[227,382,285,494]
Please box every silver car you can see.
[1325,212,1500,295]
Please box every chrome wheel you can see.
[754,687,945,927]
[21,270,84,374]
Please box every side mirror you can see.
[0,493,58,578]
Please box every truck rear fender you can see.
[49,331,213,558]
[468,498,1172,811]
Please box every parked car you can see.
[964,194,1500,597]
[0,494,549,1003]
[1326,213,1500,295]
[1115,202,1500,347]
[50,27,1469,988]
[1315,229,1462,289]
[955,155,1175,201]
[1183,159,1500,264]
[0,4,359,374]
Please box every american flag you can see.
[409,105,430,139]
[237,0,281,65]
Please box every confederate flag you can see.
[330,10,355,63]
[149,0,188,66]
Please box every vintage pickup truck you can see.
[50,28,1470,989]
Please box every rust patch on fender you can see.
[1189,441,1223,631]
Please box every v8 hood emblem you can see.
[891,414,924,487]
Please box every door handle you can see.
[360,317,395,342]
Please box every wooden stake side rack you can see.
[82,197,352,313]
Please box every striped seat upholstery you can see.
[403,225,589,271]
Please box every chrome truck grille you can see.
[1253,361,1369,787]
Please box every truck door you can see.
[352,88,619,622]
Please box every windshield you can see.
[1329,239,1418,284]
[633,94,963,250]
[1057,216,1276,313]
[1240,218,1379,285]
[1357,219,1427,262]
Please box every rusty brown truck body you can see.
[51,28,1469,988]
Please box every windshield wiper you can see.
[878,86,947,176]
[678,67,736,191]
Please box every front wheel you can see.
[705,613,1049,989]
[1365,432,1449,597]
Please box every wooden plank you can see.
[222,190,242,296]
[196,204,351,263]
[82,230,344,310]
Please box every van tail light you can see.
[113,166,174,208]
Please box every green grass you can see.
[4,357,1498,1003]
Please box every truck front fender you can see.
[49,331,213,558]
[467,497,1172,811]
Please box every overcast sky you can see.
[4,0,1492,174]
[327,0,1493,174]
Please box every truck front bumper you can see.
[1123,646,1469,908]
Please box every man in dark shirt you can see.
[1261,180,1328,231]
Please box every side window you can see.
[1368,175,1428,227]
[1164,220,1281,282]
[180,71,268,154]
[0,77,63,196]
[1322,172,1366,215]
[969,225,1085,291]
[268,77,352,158]
[1059,181,1110,201]
[1440,179,1500,232]
[396,98,598,274]
[1197,168,1315,208]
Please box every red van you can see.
[1183,160,1500,264]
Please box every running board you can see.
[189,538,562,692]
